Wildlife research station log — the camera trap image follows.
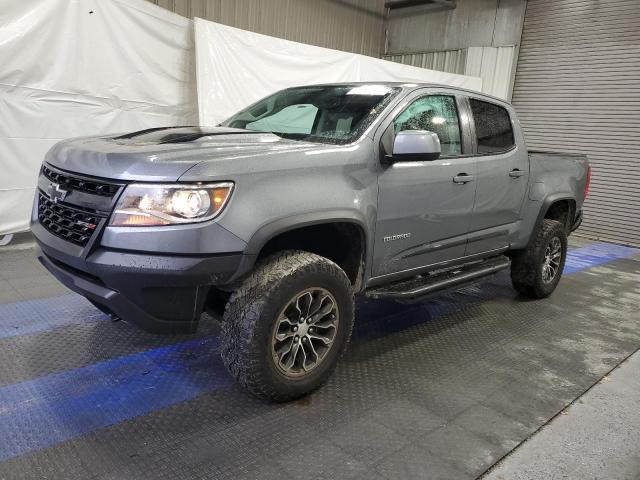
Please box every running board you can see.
[366,255,511,301]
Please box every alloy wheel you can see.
[542,236,562,283]
[271,288,339,378]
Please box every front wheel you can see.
[510,219,568,299]
[220,250,354,402]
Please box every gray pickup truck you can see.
[32,83,590,401]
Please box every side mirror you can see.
[391,130,441,162]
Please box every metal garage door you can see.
[512,0,640,246]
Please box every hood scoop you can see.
[111,126,269,145]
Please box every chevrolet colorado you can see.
[32,83,590,401]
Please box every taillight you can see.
[584,166,592,199]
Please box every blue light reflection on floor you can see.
[354,242,638,341]
[0,294,102,340]
[0,241,636,462]
[0,337,227,461]
[563,242,637,274]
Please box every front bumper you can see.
[34,230,247,333]
[32,163,253,333]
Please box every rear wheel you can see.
[220,250,354,401]
[511,219,567,299]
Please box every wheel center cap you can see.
[298,321,310,336]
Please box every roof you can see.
[283,82,510,105]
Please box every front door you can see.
[372,93,477,278]
[465,98,529,255]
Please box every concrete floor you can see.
[0,235,638,479]
[484,349,640,480]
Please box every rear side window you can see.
[469,99,514,154]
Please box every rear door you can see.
[372,91,477,278]
[465,97,529,255]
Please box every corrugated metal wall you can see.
[383,46,517,99]
[512,0,640,246]
[148,0,386,57]
[385,0,526,53]
[383,49,467,75]
[465,46,517,100]
[382,0,526,100]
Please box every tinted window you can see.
[469,99,514,154]
[394,95,462,156]
[222,84,400,144]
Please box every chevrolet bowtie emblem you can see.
[47,182,68,204]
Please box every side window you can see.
[469,99,515,154]
[394,95,462,156]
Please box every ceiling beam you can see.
[384,0,456,10]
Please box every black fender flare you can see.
[528,194,576,247]
[225,210,370,286]
[245,210,369,255]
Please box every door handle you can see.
[453,173,474,184]
[509,169,525,178]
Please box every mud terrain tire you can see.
[220,250,354,402]
[511,219,567,299]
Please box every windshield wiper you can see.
[269,132,311,140]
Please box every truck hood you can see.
[45,127,320,182]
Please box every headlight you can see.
[109,182,234,226]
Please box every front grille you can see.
[42,165,119,197]
[38,193,103,246]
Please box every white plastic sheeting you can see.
[0,0,196,235]
[1,5,483,236]
[194,19,483,125]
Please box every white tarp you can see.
[1,6,483,236]
[194,18,483,125]
[0,0,197,235]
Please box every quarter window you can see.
[394,95,462,157]
[469,99,515,154]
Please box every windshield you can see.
[221,85,401,144]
